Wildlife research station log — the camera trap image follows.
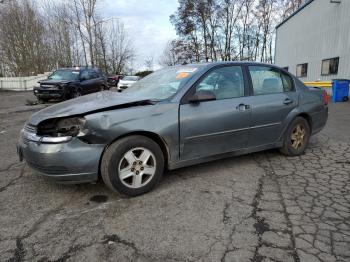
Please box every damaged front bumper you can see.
[33,86,65,99]
[17,128,105,184]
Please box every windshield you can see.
[48,70,80,81]
[122,76,139,81]
[123,66,199,100]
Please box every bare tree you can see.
[159,41,178,66]
[107,20,136,74]
[170,0,303,64]
[0,0,50,76]
[144,55,154,71]
[71,0,98,66]
[159,39,197,66]
[42,1,74,68]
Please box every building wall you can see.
[275,0,350,82]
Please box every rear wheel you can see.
[280,117,310,156]
[101,136,164,196]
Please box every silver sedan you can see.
[18,62,329,196]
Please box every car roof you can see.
[185,61,280,68]
[178,61,287,74]
[56,67,100,71]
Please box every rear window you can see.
[249,66,284,95]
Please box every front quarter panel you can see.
[83,103,180,162]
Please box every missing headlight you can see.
[56,117,86,137]
[38,117,87,137]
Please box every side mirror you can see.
[189,90,216,103]
[80,76,87,82]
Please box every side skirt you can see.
[168,142,283,170]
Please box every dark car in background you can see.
[34,67,108,102]
[19,62,328,196]
[107,74,124,88]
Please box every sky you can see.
[99,0,179,70]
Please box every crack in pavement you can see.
[0,163,26,193]
[248,153,301,262]
[250,140,350,262]
[219,175,255,262]
[0,162,23,174]
[7,239,25,262]
[6,203,67,262]
[251,173,267,262]
[5,188,84,262]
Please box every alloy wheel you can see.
[118,147,156,189]
[291,124,306,150]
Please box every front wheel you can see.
[101,136,164,196]
[38,98,49,104]
[280,117,310,156]
[71,89,82,99]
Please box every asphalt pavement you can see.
[0,91,349,262]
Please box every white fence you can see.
[0,72,51,91]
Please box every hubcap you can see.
[118,147,156,189]
[291,124,306,150]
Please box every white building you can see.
[275,0,350,82]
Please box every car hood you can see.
[39,79,73,85]
[29,91,155,126]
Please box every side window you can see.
[196,66,244,100]
[80,70,89,80]
[89,70,98,79]
[281,72,294,92]
[249,66,284,95]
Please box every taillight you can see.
[322,90,329,105]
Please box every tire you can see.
[71,89,82,99]
[280,117,310,156]
[101,135,164,196]
[38,98,49,103]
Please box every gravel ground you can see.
[0,91,349,262]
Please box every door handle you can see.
[283,98,293,105]
[236,104,251,111]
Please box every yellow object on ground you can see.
[304,81,332,88]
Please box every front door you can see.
[246,65,298,147]
[179,65,251,160]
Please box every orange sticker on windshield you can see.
[176,72,189,79]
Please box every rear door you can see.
[79,70,94,94]
[179,65,252,160]
[246,66,298,147]
[88,70,101,92]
